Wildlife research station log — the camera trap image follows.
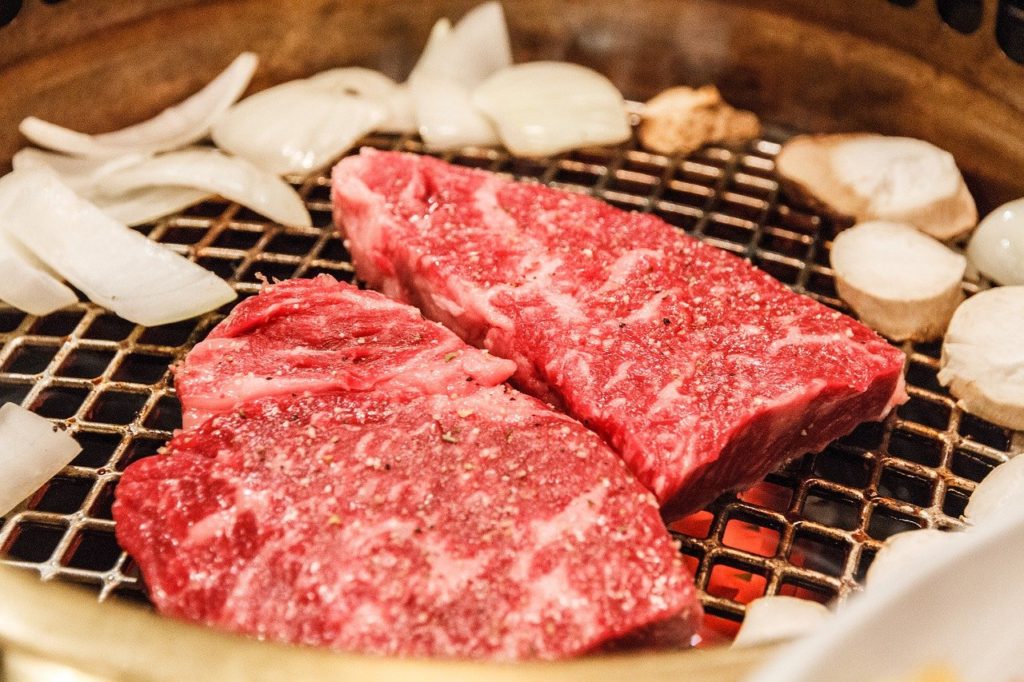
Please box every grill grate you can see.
[1,126,1021,631]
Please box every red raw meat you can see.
[331,149,907,517]
[175,277,515,428]
[115,278,700,660]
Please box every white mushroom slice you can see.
[865,528,956,589]
[473,62,631,157]
[19,53,257,158]
[0,229,77,316]
[97,148,311,226]
[0,404,82,517]
[0,168,236,326]
[776,134,977,240]
[939,286,1024,430]
[967,198,1024,285]
[965,454,1024,526]
[830,221,966,341]
[732,596,831,648]
[306,68,416,134]
[211,80,385,177]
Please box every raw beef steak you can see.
[175,276,515,429]
[332,149,907,517]
[115,278,700,660]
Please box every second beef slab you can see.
[332,149,907,517]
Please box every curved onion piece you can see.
[407,7,509,150]
[939,287,1024,430]
[473,62,632,157]
[0,404,82,517]
[411,3,512,88]
[211,80,385,176]
[410,74,499,150]
[0,168,236,326]
[93,186,211,227]
[965,454,1024,526]
[306,68,416,134]
[830,221,966,341]
[98,148,311,226]
[732,597,830,648]
[0,230,77,316]
[865,528,956,589]
[967,198,1024,285]
[12,147,146,195]
[19,53,257,158]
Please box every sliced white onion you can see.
[211,79,385,176]
[409,17,454,82]
[732,596,831,648]
[473,62,632,157]
[12,147,146,195]
[0,403,82,517]
[0,229,77,316]
[410,74,500,150]
[19,53,257,158]
[93,186,211,227]
[865,528,957,589]
[0,168,236,326]
[939,286,1024,430]
[965,454,1024,526]
[967,198,1024,285]
[97,148,311,226]
[306,67,416,134]
[411,2,512,89]
[407,7,509,150]
[830,221,966,341]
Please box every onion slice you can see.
[732,596,830,648]
[473,62,632,156]
[93,186,211,227]
[0,404,82,517]
[12,147,146,195]
[0,229,77,316]
[967,198,1024,286]
[306,68,416,134]
[407,5,510,150]
[13,147,208,226]
[965,454,1024,526]
[211,80,385,176]
[0,168,236,326]
[97,148,311,226]
[830,221,966,341]
[19,53,257,158]
[939,286,1024,430]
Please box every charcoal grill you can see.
[1,0,1023,679]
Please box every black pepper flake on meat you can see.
[662,317,671,326]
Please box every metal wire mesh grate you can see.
[0,125,1021,630]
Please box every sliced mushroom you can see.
[939,286,1024,430]
[638,85,761,156]
[830,221,966,341]
[777,134,977,240]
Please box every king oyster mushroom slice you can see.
[939,286,1024,430]
[829,221,966,342]
[777,134,977,240]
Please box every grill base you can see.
[1,127,1020,632]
